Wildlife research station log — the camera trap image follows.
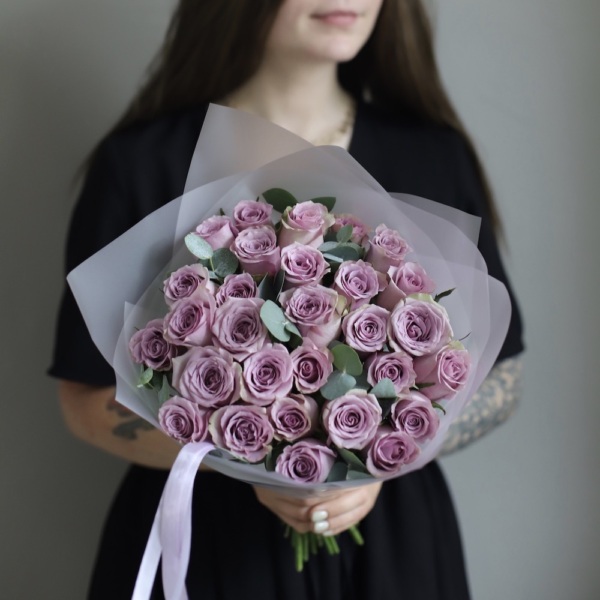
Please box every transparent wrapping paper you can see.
[67,105,511,597]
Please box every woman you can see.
[51,1,524,598]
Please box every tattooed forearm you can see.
[440,356,523,456]
[107,397,154,440]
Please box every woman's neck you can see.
[224,57,355,147]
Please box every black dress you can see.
[50,102,524,600]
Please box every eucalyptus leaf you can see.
[434,288,455,302]
[137,367,153,388]
[337,448,369,473]
[323,244,360,262]
[353,372,371,390]
[158,375,173,405]
[331,344,363,377]
[318,241,340,253]
[274,270,286,298]
[320,371,356,400]
[184,233,213,260]
[257,274,275,302]
[284,321,302,339]
[262,188,298,213]
[211,248,239,279]
[378,398,396,420]
[370,378,397,399]
[336,224,353,243]
[346,469,373,481]
[310,196,336,211]
[260,299,291,342]
[326,461,348,483]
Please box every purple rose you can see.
[366,351,416,394]
[158,396,210,444]
[211,297,268,361]
[241,343,294,406]
[231,225,280,276]
[279,284,342,347]
[278,201,334,248]
[365,426,420,477]
[209,404,274,463]
[342,305,390,354]
[163,264,213,307]
[129,318,177,371]
[194,215,235,249]
[172,346,241,408]
[331,214,370,245]
[232,200,273,232]
[163,292,215,347]
[275,439,336,483]
[376,262,436,311]
[334,260,387,310]
[280,242,330,287]
[322,390,382,450]
[390,392,440,442]
[215,273,257,307]
[290,342,333,394]
[413,343,471,401]
[388,296,453,357]
[366,225,411,272]
[268,394,318,442]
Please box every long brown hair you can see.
[98,0,501,230]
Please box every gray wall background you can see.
[1,1,598,598]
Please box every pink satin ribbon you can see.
[132,441,214,600]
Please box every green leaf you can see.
[346,469,373,481]
[257,274,275,302]
[415,381,435,390]
[262,188,298,213]
[320,371,356,400]
[336,224,353,243]
[323,244,360,262]
[211,248,239,279]
[265,442,287,472]
[284,320,302,339]
[137,367,153,388]
[326,461,348,482]
[158,375,173,405]
[260,299,291,342]
[274,270,286,298]
[331,343,363,377]
[310,196,336,211]
[434,288,455,302]
[432,401,447,415]
[337,448,369,473]
[318,241,340,253]
[184,233,213,260]
[378,398,396,420]
[370,378,397,399]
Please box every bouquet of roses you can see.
[67,105,511,599]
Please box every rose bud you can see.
[163,291,216,347]
[194,215,235,249]
[342,305,390,354]
[215,273,257,307]
[275,439,336,483]
[241,343,294,406]
[172,346,241,409]
[230,225,281,276]
[331,214,370,245]
[209,404,274,463]
[390,392,440,442]
[278,200,334,248]
[163,263,214,307]
[268,394,319,442]
[413,342,471,401]
[376,262,436,311]
[366,351,416,394]
[279,284,342,347]
[231,199,273,232]
[211,297,268,361]
[388,296,453,357]
[280,242,330,287]
[322,390,382,450]
[290,342,333,394]
[129,318,178,371]
[158,396,210,444]
[365,426,420,477]
[366,225,411,273]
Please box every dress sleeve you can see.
[49,138,136,386]
[452,137,525,360]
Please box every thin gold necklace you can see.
[311,100,356,146]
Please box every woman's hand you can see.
[253,481,383,536]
